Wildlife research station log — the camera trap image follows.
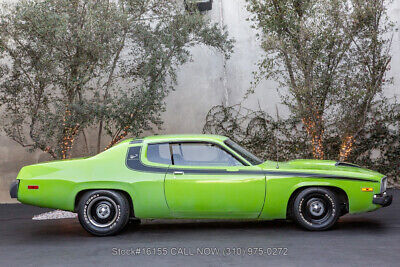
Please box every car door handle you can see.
[173,171,184,176]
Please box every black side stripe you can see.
[126,146,378,183]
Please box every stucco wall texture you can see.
[0,0,399,202]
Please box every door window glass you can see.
[171,143,243,166]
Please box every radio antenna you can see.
[275,105,280,169]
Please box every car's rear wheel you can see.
[77,190,130,236]
[292,187,340,231]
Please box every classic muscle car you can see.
[10,134,392,236]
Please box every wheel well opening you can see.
[286,186,349,219]
[74,189,135,218]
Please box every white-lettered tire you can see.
[77,190,130,236]
[292,187,340,231]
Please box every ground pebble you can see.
[32,210,77,220]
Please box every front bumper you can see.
[9,180,19,199]
[373,191,392,207]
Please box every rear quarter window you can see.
[147,143,171,165]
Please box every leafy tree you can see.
[334,0,394,161]
[0,0,234,159]
[203,101,400,186]
[246,0,394,160]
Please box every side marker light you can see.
[361,187,373,192]
[28,185,39,190]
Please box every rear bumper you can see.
[9,180,19,199]
[373,192,392,207]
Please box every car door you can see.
[164,142,266,218]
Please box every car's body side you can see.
[15,134,385,220]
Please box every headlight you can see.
[380,177,387,193]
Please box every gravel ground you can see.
[32,210,77,220]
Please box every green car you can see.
[10,134,392,236]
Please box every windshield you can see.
[224,139,263,165]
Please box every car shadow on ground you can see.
[6,216,387,242]
[122,217,386,234]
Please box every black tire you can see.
[292,187,340,231]
[77,190,130,236]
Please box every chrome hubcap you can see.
[309,200,325,216]
[86,196,118,228]
[301,194,333,225]
[96,203,111,219]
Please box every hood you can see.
[258,159,384,182]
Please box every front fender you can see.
[259,177,380,220]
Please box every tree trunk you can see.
[61,108,79,159]
[302,117,325,160]
[96,121,103,154]
[311,133,324,160]
[339,135,355,162]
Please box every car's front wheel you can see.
[77,190,130,236]
[292,187,340,231]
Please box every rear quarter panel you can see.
[17,143,171,217]
[17,159,91,211]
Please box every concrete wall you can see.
[0,0,399,202]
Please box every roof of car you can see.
[138,134,228,143]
